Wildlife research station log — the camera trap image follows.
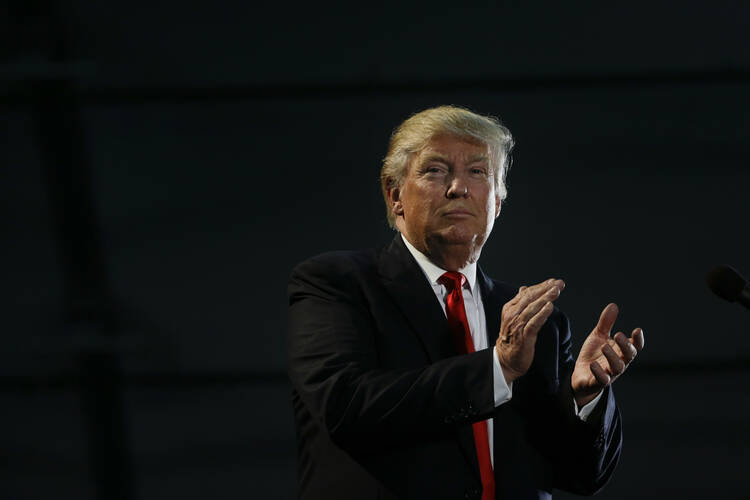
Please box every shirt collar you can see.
[401,233,478,293]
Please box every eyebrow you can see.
[420,154,450,165]
[420,153,489,164]
[467,155,489,164]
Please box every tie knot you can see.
[439,272,466,291]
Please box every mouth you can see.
[442,209,474,218]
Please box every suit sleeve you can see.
[287,255,495,451]
[542,312,623,495]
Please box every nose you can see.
[446,175,469,199]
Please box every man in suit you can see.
[287,106,644,499]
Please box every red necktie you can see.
[439,272,495,500]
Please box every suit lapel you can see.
[377,235,457,362]
[377,235,489,482]
[477,267,513,348]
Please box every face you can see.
[389,133,502,267]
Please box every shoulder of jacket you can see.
[288,248,379,302]
[292,248,376,276]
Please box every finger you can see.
[590,360,611,386]
[503,284,552,338]
[631,328,645,351]
[513,281,552,309]
[519,286,561,323]
[516,278,564,310]
[604,340,629,368]
[523,301,554,340]
[506,286,527,307]
[614,332,637,363]
[602,344,625,376]
[594,303,619,337]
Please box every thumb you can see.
[594,303,619,338]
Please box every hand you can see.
[571,303,645,407]
[495,278,565,383]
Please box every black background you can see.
[2,1,749,499]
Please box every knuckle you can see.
[519,308,532,322]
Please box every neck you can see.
[424,242,478,271]
[400,232,480,271]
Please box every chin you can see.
[436,225,484,246]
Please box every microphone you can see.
[706,265,750,310]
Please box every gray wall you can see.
[2,2,749,499]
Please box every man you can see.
[287,106,644,499]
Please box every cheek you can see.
[404,198,440,229]
[407,186,440,212]
[487,196,498,217]
[411,199,433,219]
[473,185,493,208]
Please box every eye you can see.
[423,164,447,175]
[470,167,487,175]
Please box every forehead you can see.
[417,133,490,162]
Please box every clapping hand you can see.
[571,303,645,407]
[495,279,565,383]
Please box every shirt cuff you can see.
[492,347,513,407]
[573,391,603,421]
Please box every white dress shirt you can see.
[401,234,601,468]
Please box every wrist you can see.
[496,347,520,384]
[501,366,517,384]
[573,389,598,409]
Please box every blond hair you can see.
[380,105,514,228]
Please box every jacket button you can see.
[464,488,480,499]
[594,432,604,448]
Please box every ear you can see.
[389,187,404,216]
[494,193,502,219]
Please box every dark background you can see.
[2,1,749,499]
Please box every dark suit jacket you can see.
[288,235,622,499]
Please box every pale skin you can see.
[388,133,645,408]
